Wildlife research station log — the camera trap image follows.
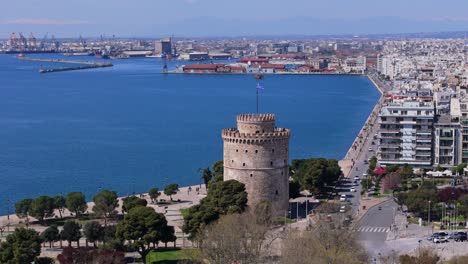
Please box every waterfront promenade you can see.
[339,72,387,177]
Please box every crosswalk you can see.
[358,226,390,233]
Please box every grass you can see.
[146,248,199,264]
[180,208,189,219]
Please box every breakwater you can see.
[18,56,113,73]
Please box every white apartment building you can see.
[378,99,435,167]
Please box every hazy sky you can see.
[2,0,468,37]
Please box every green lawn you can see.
[146,249,199,264]
[180,208,189,219]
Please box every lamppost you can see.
[6,199,10,232]
[428,200,431,235]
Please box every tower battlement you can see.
[237,113,275,122]
[221,128,290,143]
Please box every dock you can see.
[17,56,113,73]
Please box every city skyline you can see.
[2,0,468,37]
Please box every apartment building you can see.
[378,98,435,167]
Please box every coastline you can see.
[339,73,386,177]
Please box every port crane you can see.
[28,33,37,49]
[40,32,48,49]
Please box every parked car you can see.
[432,232,449,243]
[368,147,373,151]
[339,206,346,213]
[364,160,369,164]
[350,188,356,192]
[451,232,467,242]
[340,194,347,202]
[354,176,360,180]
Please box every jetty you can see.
[17,56,113,73]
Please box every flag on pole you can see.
[256,83,264,90]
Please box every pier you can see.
[18,56,113,73]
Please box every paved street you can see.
[358,199,398,258]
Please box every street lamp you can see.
[428,200,431,234]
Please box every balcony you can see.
[439,137,453,141]
[379,129,400,133]
[416,129,432,134]
[380,136,401,140]
[379,144,401,149]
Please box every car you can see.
[354,175,360,180]
[368,147,373,151]
[433,235,449,243]
[451,232,467,242]
[364,160,369,164]
[340,194,347,202]
[362,173,368,177]
[339,206,346,213]
[432,232,449,243]
[378,206,382,210]
[350,188,356,192]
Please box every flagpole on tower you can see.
[255,73,264,113]
[256,88,259,113]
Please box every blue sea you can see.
[0,54,379,215]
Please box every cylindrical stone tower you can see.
[222,113,290,214]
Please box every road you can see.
[358,199,398,248]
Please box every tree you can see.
[29,196,55,224]
[92,190,118,225]
[57,248,125,264]
[15,198,33,221]
[281,217,367,264]
[289,181,301,199]
[399,164,413,179]
[438,187,466,202]
[0,228,42,264]
[40,225,60,248]
[148,187,160,204]
[164,183,179,201]
[61,220,82,247]
[183,180,248,239]
[102,225,117,244]
[83,221,104,248]
[452,163,467,176]
[291,158,342,194]
[435,164,444,172]
[382,173,401,191]
[160,225,176,248]
[65,192,87,218]
[212,160,224,182]
[53,195,66,218]
[458,194,468,218]
[446,255,468,264]
[122,196,147,213]
[116,206,173,264]
[35,257,55,264]
[199,213,278,264]
[399,247,439,264]
[201,167,213,187]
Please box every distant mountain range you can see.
[150,16,468,38]
[1,16,468,38]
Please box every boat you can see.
[95,50,110,59]
[16,53,25,58]
[255,74,264,80]
[63,52,93,56]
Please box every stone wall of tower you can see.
[222,113,290,215]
